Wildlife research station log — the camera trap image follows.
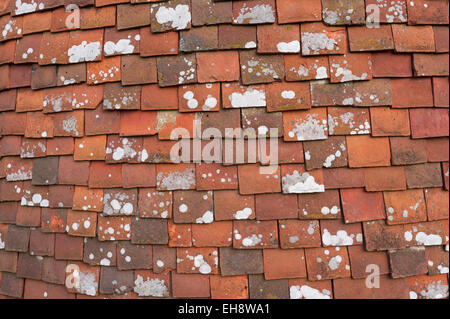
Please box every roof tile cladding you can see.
[0,0,448,300]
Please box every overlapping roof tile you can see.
[0,0,448,299]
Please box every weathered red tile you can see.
[266,82,311,112]
[284,55,329,81]
[305,246,351,281]
[408,274,449,299]
[210,275,248,299]
[150,0,192,33]
[239,50,284,85]
[327,107,371,136]
[424,188,449,221]
[87,56,121,85]
[283,108,328,141]
[173,190,213,224]
[140,27,178,57]
[214,190,255,221]
[298,190,342,219]
[76,5,105,25]
[392,25,435,52]
[341,188,385,223]
[347,25,394,51]
[238,164,281,195]
[67,210,97,237]
[372,52,412,77]
[157,54,197,87]
[177,247,219,274]
[365,0,407,23]
[363,220,406,251]
[219,246,262,276]
[191,221,232,247]
[320,218,363,247]
[263,249,307,280]
[410,108,449,138]
[389,247,427,278]
[301,22,347,55]
[433,77,449,107]
[178,83,220,112]
[347,245,390,279]
[383,189,426,225]
[333,275,409,299]
[370,107,410,136]
[389,137,427,165]
[232,0,276,25]
[407,0,449,25]
[391,78,433,108]
[192,0,232,26]
[97,216,131,241]
[346,135,391,168]
[172,273,210,298]
[279,219,321,248]
[233,220,278,249]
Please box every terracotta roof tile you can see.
[0,0,448,300]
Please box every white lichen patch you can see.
[281,90,296,99]
[6,165,32,181]
[437,264,449,274]
[89,65,120,84]
[417,280,449,299]
[382,0,408,23]
[289,61,328,80]
[193,254,214,274]
[328,112,370,135]
[245,41,257,49]
[134,275,169,297]
[241,234,263,247]
[72,92,92,109]
[321,206,340,216]
[21,190,49,207]
[62,116,80,136]
[287,114,327,141]
[103,191,136,216]
[14,0,44,15]
[0,233,5,249]
[331,61,369,83]
[322,229,362,246]
[104,39,135,56]
[21,47,34,60]
[106,138,145,162]
[302,32,339,55]
[228,87,266,108]
[282,171,325,194]
[157,168,196,190]
[68,41,101,63]
[155,4,191,30]
[290,285,331,299]
[1,18,21,39]
[182,89,218,111]
[233,207,253,220]
[74,271,98,297]
[414,232,443,246]
[241,56,280,80]
[177,57,196,84]
[233,4,275,24]
[43,92,72,112]
[99,219,131,241]
[322,8,339,25]
[195,210,214,224]
[21,142,46,158]
[328,255,343,270]
[276,40,300,53]
[103,90,139,110]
